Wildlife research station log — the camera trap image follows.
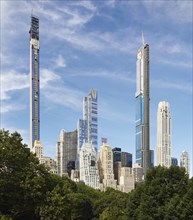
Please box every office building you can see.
[112,147,122,162]
[29,15,40,150]
[98,143,117,190]
[180,151,189,175]
[156,101,171,168]
[79,142,100,189]
[171,157,178,166]
[135,38,150,176]
[56,129,77,176]
[121,152,132,167]
[77,89,98,153]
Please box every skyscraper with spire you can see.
[135,34,150,176]
[29,15,40,150]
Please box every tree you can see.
[127,165,189,219]
[0,130,56,219]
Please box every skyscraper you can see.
[121,152,132,168]
[77,89,98,152]
[79,142,100,189]
[135,38,150,175]
[156,101,171,168]
[29,15,40,150]
[180,150,189,175]
[56,129,77,176]
[98,143,117,190]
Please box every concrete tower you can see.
[29,15,40,150]
[135,35,150,176]
[156,101,171,168]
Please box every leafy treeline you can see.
[0,130,193,220]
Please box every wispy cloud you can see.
[158,59,192,69]
[69,70,135,83]
[55,55,66,68]
[1,103,26,114]
[42,85,84,111]
[142,1,192,24]
[152,79,192,94]
[40,68,61,88]
[1,71,29,100]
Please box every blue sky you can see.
[1,1,192,175]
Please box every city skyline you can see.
[1,1,192,175]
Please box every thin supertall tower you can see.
[135,35,150,176]
[156,101,171,168]
[83,89,98,152]
[78,89,98,153]
[29,15,40,149]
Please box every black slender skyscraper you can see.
[29,16,40,149]
[135,36,150,176]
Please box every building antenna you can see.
[142,31,145,45]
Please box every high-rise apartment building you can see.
[29,15,40,150]
[79,142,100,189]
[156,101,171,168]
[135,40,150,175]
[56,129,77,176]
[77,89,98,152]
[180,151,189,175]
[98,143,117,190]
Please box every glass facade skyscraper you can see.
[78,89,98,153]
[135,42,150,176]
[29,16,40,149]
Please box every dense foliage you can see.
[0,129,193,219]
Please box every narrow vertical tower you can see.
[135,37,150,176]
[29,15,40,150]
[83,89,98,153]
[156,101,171,168]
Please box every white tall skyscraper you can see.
[180,151,189,175]
[156,101,171,168]
[79,142,99,189]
